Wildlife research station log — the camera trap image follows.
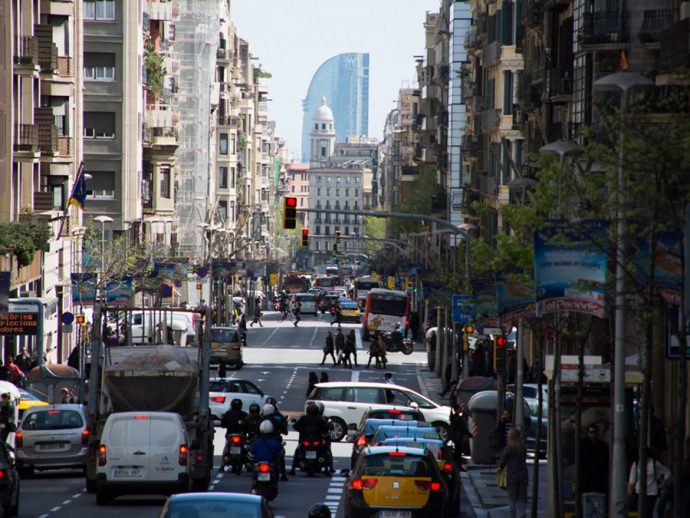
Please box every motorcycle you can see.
[384,332,414,355]
[251,462,278,501]
[222,433,246,474]
[294,437,329,477]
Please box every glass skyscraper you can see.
[301,53,370,162]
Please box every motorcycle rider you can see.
[390,322,405,348]
[262,401,289,481]
[289,403,333,476]
[220,398,247,473]
[248,420,285,493]
[245,403,262,442]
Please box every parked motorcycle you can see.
[384,332,414,355]
[251,462,278,501]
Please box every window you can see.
[386,389,413,406]
[317,188,321,196]
[230,167,236,188]
[218,166,228,189]
[291,185,295,193]
[86,171,115,199]
[217,201,227,222]
[345,188,349,197]
[84,53,115,81]
[503,71,513,115]
[314,123,318,130]
[219,134,228,155]
[321,146,326,157]
[159,167,171,198]
[84,0,115,21]
[300,198,304,207]
[83,112,115,139]
[345,226,349,235]
[336,189,340,197]
[321,123,326,130]
[351,388,384,404]
[316,225,321,235]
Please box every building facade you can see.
[301,52,370,162]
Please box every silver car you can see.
[15,404,88,477]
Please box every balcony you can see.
[145,104,175,128]
[13,124,38,152]
[660,19,690,72]
[37,124,58,154]
[58,136,73,157]
[217,115,239,127]
[57,56,72,77]
[549,66,573,97]
[461,135,478,157]
[33,191,55,212]
[479,109,501,132]
[146,0,174,21]
[14,36,38,66]
[38,41,58,73]
[479,174,499,198]
[639,10,674,44]
[483,40,502,67]
[580,11,630,46]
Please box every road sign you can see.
[62,324,73,333]
[452,295,474,324]
[61,311,75,325]
[561,365,611,383]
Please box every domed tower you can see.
[310,96,336,167]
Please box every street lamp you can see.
[593,71,653,518]
[93,216,113,281]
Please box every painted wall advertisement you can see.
[533,220,607,318]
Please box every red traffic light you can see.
[286,196,297,207]
[302,229,309,236]
[496,336,507,347]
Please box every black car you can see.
[0,443,20,517]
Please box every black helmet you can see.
[231,398,242,411]
[307,404,320,416]
[249,403,260,415]
[315,402,325,415]
[308,504,331,518]
[265,397,278,407]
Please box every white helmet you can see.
[259,419,274,435]
[262,403,275,417]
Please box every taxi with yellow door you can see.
[344,445,448,518]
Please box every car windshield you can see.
[166,500,259,518]
[22,409,83,430]
[362,453,431,477]
[211,328,239,342]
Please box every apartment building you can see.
[286,163,310,227]
[0,0,83,362]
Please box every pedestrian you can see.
[499,428,529,518]
[449,402,469,468]
[238,312,247,346]
[496,409,512,450]
[330,301,342,327]
[528,358,541,384]
[346,330,358,367]
[378,333,388,369]
[384,372,395,385]
[14,348,31,374]
[293,299,301,327]
[580,424,609,495]
[321,332,336,366]
[655,459,690,517]
[6,359,25,388]
[335,329,345,365]
[409,311,419,342]
[0,393,16,443]
[218,360,228,379]
[627,447,671,515]
[306,372,318,399]
[250,298,263,327]
[367,333,381,368]
[319,372,329,384]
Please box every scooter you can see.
[384,332,414,355]
[222,433,246,474]
[294,437,329,477]
[251,462,278,501]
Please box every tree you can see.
[0,220,50,267]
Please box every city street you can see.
[17,312,476,518]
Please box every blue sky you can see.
[231,0,440,160]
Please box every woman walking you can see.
[346,330,358,368]
[499,428,529,518]
[306,372,319,399]
[367,333,381,368]
[321,332,336,366]
[377,334,388,369]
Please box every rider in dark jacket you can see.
[289,404,332,476]
[220,399,247,472]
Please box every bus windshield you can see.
[356,280,380,291]
[369,293,407,316]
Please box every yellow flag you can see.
[620,50,629,71]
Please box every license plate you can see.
[305,450,317,459]
[229,446,241,454]
[379,512,412,518]
[38,442,67,451]
[113,468,143,478]
[257,472,271,481]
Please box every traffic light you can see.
[301,228,309,247]
[493,335,507,373]
[333,242,338,252]
[76,314,86,325]
[283,196,297,229]
[335,230,341,241]
[462,324,474,352]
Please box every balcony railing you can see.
[14,36,38,66]
[479,174,499,198]
[479,109,501,132]
[483,40,502,67]
[37,124,58,154]
[33,191,55,212]
[57,56,72,77]
[38,42,58,72]
[14,124,38,152]
[639,10,674,44]
[461,135,478,157]
[580,11,630,45]
[549,66,573,97]
[660,19,690,72]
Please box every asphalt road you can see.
[17,311,470,518]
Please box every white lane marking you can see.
[51,507,61,512]
[325,469,345,516]
[327,488,343,493]
[356,328,363,349]
[72,493,82,498]
[39,515,49,518]
[62,499,72,505]
[351,370,360,382]
[260,327,280,346]
[309,326,318,347]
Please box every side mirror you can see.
[347,422,358,431]
[345,433,356,443]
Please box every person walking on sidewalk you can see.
[499,428,529,518]
[250,299,263,327]
[335,329,345,366]
[321,332,336,366]
[346,330,358,367]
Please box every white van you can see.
[96,411,190,505]
[295,293,317,315]
[128,311,199,345]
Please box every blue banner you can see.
[452,294,474,324]
[533,220,607,318]
[105,277,132,306]
[72,273,97,306]
[496,273,535,320]
[635,232,682,305]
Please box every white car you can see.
[209,378,272,421]
[295,293,318,315]
[305,381,452,442]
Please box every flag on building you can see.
[619,50,629,71]
[67,163,87,210]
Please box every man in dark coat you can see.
[580,424,609,494]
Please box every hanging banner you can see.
[72,273,97,306]
[105,277,132,306]
[496,273,535,321]
[533,220,607,318]
[635,231,683,305]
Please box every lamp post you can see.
[593,71,653,518]
[93,216,114,287]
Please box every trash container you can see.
[425,327,437,371]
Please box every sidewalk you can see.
[416,362,549,517]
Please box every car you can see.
[96,411,190,505]
[347,418,429,469]
[319,294,340,315]
[506,383,549,417]
[295,293,318,315]
[344,446,448,518]
[306,382,452,442]
[339,299,361,323]
[15,404,88,477]
[209,326,242,368]
[369,425,440,445]
[209,378,272,421]
[158,492,275,518]
[17,389,48,420]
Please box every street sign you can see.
[451,294,474,324]
[61,311,75,325]
[63,324,73,333]
[0,302,40,335]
